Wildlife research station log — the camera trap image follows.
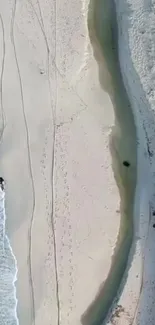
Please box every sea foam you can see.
[0,187,19,324]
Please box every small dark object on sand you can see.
[152,211,155,216]
[0,177,5,191]
[153,224,155,228]
[123,161,130,167]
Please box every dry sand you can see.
[0,0,121,324]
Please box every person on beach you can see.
[0,177,5,191]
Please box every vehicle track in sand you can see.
[11,1,36,323]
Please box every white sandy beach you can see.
[0,0,122,324]
[2,0,155,323]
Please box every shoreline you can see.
[81,0,137,324]
[0,185,19,325]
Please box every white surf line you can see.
[0,180,19,325]
[0,13,19,325]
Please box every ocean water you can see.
[0,187,19,325]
